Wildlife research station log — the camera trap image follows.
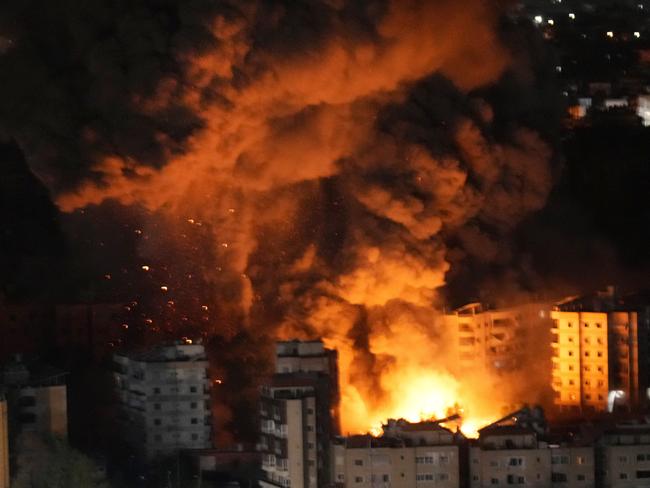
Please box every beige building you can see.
[0,396,8,488]
[551,289,646,412]
[113,341,211,460]
[470,425,595,488]
[259,340,339,488]
[0,358,68,438]
[331,420,460,488]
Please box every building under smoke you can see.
[113,341,212,461]
[259,340,340,488]
[550,287,650,413]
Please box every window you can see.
[585,351,590,357]
[437,473,449,481]
[307,408,314,414]
[638,470,650,478]
[577,474,585,481]
[382,475,390,482]
[596,323,602,328]
[619,456,629,463]
[439,454,450,464]
[551,473,567,482]
[154,434,162,442]
[490,461,499,467]
[508,457,524,467]
[584,322,589,328]
[191,433,198,441]
[552,455,569,465]
[354,477,363,483]
[191,418,198,424]
[153,387,161,394]
[354,460,363,466]
[416,474,434,481]
[490,479,499,485]
[620,473,628,479]
[190,402,197,409]
[190,386,197,393]
[568,351,574,356]
[154,419,161,426]
[154,403,161,410]
[584,366,590,372]
[576,456,585,465]
[597,351,603,357]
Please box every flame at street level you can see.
[327,338,506,439]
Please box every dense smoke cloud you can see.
[0,0,559,433]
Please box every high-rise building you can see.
[445,302,552,375]
[259,340,340,488]
[0,396,8,488]
[113,341,211,461]
[550,288,650,413]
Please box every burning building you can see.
[0,0,561,445]
[259,340,340,488]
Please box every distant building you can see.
[259,340,340,488]
[0,357,68,438]
[113,341,211,461]
[550,288,650,413]
[331,420,461,488]
[0,396,8,488]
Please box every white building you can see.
[113,341,211,460]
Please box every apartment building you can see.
[113,341,211,461]
[259,340,339,488]
[469,424,595,488]
[331,419,460,488]
[444,302,552,375]
[550,288,650,412]
[0,357,68,438]
[598,425,650,487]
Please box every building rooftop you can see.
[115,341,206,363]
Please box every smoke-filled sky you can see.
[1,0,650,437]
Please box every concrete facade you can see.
[260,340,339,488]
[332,421,459,488]
[113,342,211,461]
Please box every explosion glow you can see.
[8,0,555,438]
